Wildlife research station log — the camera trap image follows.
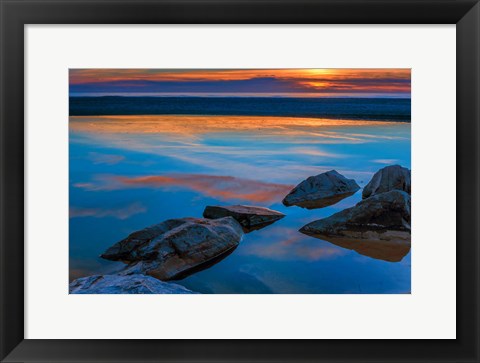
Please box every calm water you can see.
[70,96,411,122]
[69,98,411,294]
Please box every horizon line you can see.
[70,93,411,99]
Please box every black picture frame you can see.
[1,0,479,362]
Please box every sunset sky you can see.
[69,69,411,98]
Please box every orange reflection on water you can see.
[69,202,146,220]
[241,226,346,261]
[70,115,396,139]
[75,174,294,205]
[117,175,293,204]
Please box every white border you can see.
[25,25,456,339]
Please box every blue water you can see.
[69,98,411,294]
[70,97,411,122]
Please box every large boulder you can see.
[203,205,285,232]
[69,274,197,294]
[282,170,360,209]
[101,217,243,281]
[362,165,411,199]
[299,190,411,262]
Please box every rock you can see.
[101,217,243,281]
[300,190,411,236]
[362,165,411,199]
[69,274,197,294]
[299,190,411,262]
[203,205,285,232]
[282,170,360,209]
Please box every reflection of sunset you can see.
[302,234,411,263]
[69,115,409,183]
[70,115,397,137]
[69,69,412,293]
[240,226,346,261]
[70,202,146,220]
[74,174,294,204]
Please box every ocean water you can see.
[69,97,411,294]
[70,96,411,121]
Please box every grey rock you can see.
[69,274,197,294]
[299,190,411,262]
[283,170,360,209]
[362,165,411,199]
[203,205,285,232]
[101,217,243,281]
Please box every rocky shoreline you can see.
[70,164,411,294]
[70,273,197,294]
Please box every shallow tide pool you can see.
[69,115,411,294]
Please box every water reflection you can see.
[300,232,411,262]
[70,202,146,220]
[70,115,412,293]
[74,174,293,204]
[69,115,407,140]
[286,191,358,209]
[240,220,280,233]
[235,225,345,261]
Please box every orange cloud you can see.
[70,68,410,84]
[69,68,411,95]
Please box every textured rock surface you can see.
[300,190,411,262]
[203,205,285,232]
[283,170,360,209]
[362,165,411,199]
[69,274,197,294]
[101,217,243,281]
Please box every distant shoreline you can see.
[70,95,411,99]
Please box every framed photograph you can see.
[1,0,479,362]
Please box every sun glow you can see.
[69,68,411,97]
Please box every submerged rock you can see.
[282,170,360,209]
[101,217,243,281]
[69,274,197,294]
[362,165,411,199]
[299,190,411,262]
[203,205,285,232]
